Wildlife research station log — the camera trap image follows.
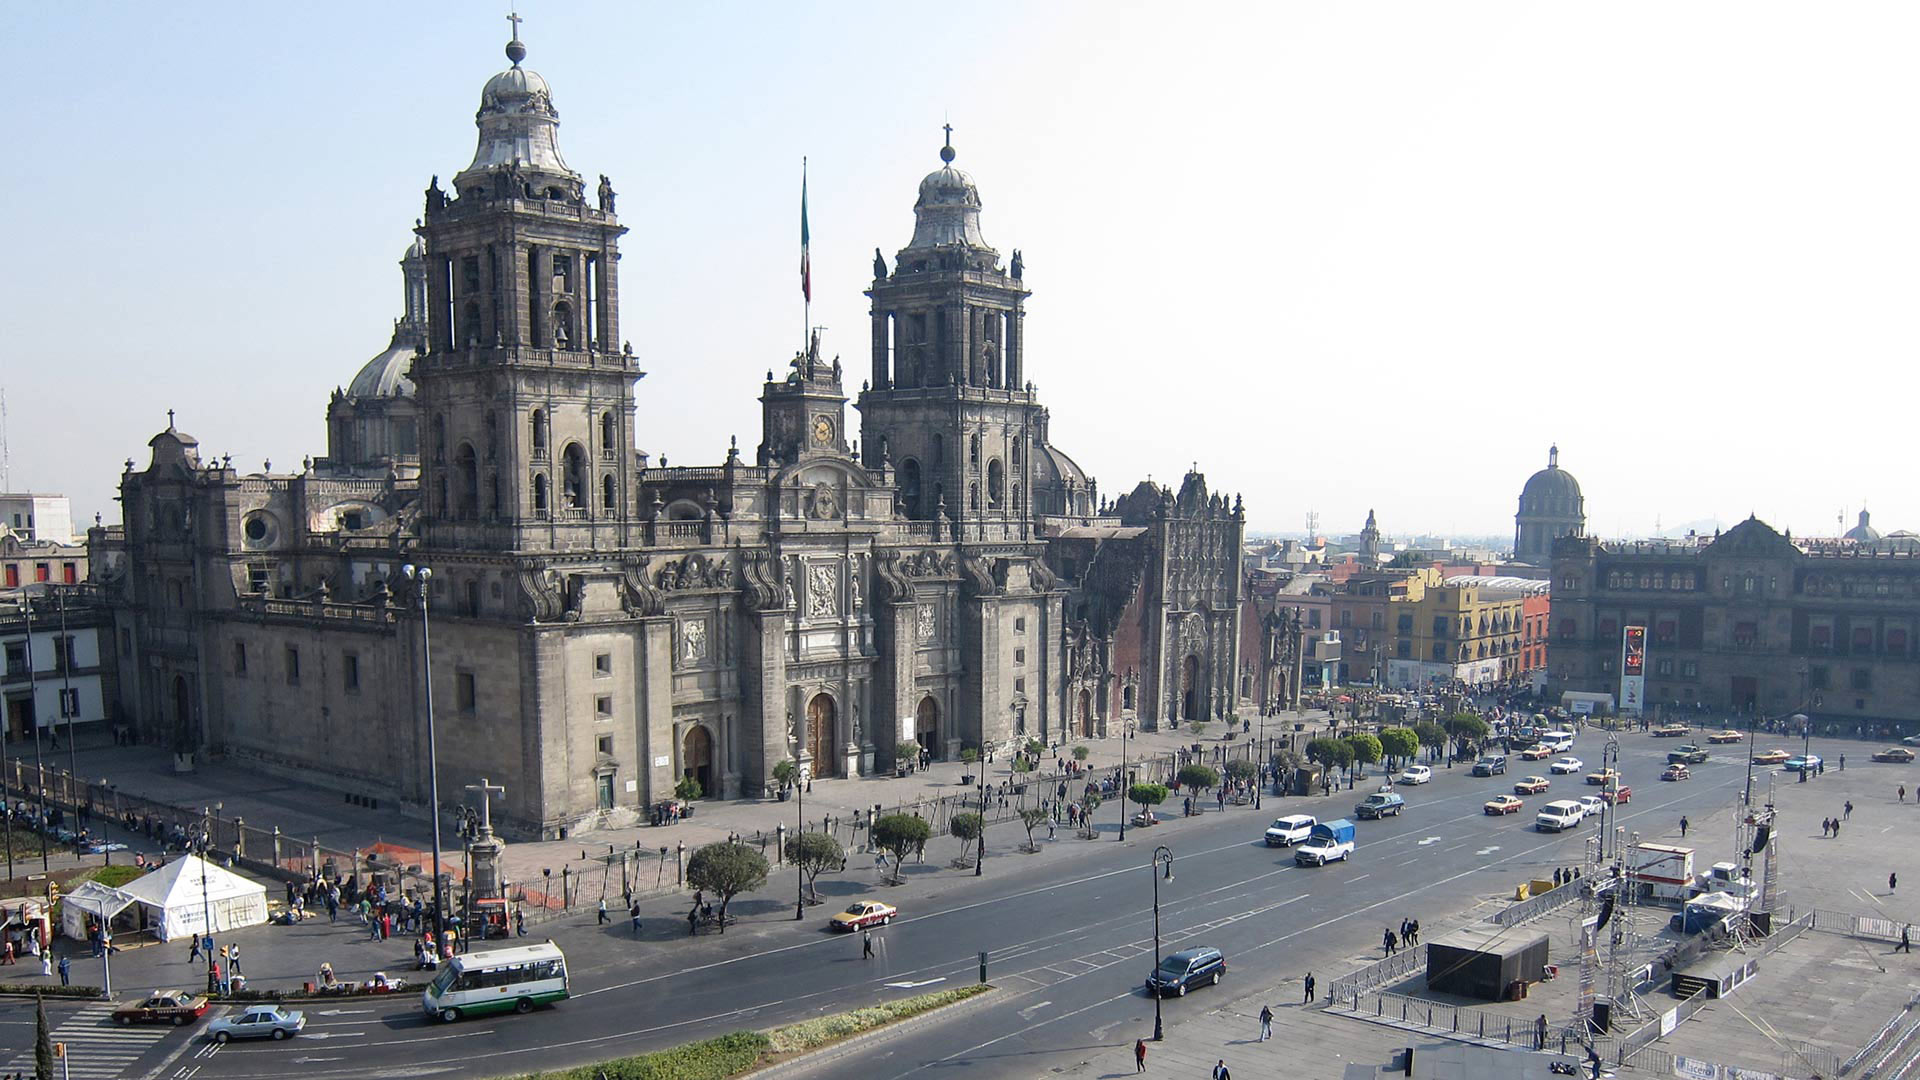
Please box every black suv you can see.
[1146,947,1227,997]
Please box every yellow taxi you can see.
[829,900,897,932]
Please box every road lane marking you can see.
[881,977,946,989]
[1018,1000,1052,1019]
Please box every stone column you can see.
[744,608,788,796]
[638,616,674,809]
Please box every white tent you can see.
[113,855,269,942]
[59,881,137,942]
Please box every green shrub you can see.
[1071,745,1090,761]
[90,865,145,889]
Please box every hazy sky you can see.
[12,3,1918,541]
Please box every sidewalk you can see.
[57,712,1332,909]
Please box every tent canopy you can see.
[58,881,137,942]
[110,855,269,942]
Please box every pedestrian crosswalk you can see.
[1,1002,178,1079]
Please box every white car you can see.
[1549,756,1585,775]
[1397,765,1432,785]
[1578,795,1606,818]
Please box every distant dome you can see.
[347,344,414,399]
[1522,445,1583,503]
[1844,509,1881,543]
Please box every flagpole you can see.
[801,157,810,355]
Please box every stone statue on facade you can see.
[597,173,617,213]
[1010,249,1023,280]
[873,248,888,280]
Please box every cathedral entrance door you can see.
[806,693,837,778]
[1078,690,1093,738]
[1181,655,1201,723]
[682,725,713,797]
[1730,676,1757,714]
[915,696,940,759]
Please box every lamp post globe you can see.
[1150,845,1173,1040]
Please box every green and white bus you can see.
[422,941,569,1022]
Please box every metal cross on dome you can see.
[507,11,523,39]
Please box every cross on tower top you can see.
[507,11,523,39]
[940,123,955,164]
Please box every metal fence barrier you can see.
[1491,880,1585,927]
[1328,946,1426,1000]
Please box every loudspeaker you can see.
[1591,1000,1612,1033]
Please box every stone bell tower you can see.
[857,130,1042,543]
[412,20,640,552]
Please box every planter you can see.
[777,789,790,802]
[960,774,976,786]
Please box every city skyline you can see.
[10,3,1919,540]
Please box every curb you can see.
[739,984,1001,1080]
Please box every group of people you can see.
[1382,917,1421,955]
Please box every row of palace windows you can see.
[1603,569,1700,591]
[1803,574,1917,599]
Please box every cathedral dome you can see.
[1520,445,1582,505]
[480,63,551,108]
[1844,509,1881,543]
[347,344,414,399]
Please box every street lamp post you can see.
[976,744,986,877]
[794,758,806,920]
[57,590,77,826]
[23,594,47,872]
[402,565,447,942]
[1118,722,1130,842]
[1150,845,1173,1041]
[200,803,219,994]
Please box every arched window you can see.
[552,301,575,348]
[1012,484,1022,512]
[600,411,616,459]
[532,473,549,516]
[456,444,479,515]
[601,473,616,512]
[530,409,548,455]
[562,443,587,509]
[969,435,981,467]
[899,459,923,519]
[462,301,483,346]
[1011,440,1022,466]
[1123,684,1136,711]
[968,482,980,511]
[987,459,1005,510]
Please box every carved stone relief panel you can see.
[807,562,840,618]
[916,602,937,643]
[680,617,709,667]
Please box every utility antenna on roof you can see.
[0,389,10,492]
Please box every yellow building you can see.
[1386,573,1534,690]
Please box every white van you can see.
[1540,730,1576,752]
[1536,800,1584,832]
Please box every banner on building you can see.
[1620,625,1647,717]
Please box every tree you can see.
[1225,758,1258,785]
[1128,782,1170,822]
[1018,808,1049,852]
[896,739,921,765]
[1177,763,1221,791]
[1071,745,1090,762]
[783,830,844,904]
[1378,726,1419,767]
[949,812,984,868]
[771,758,799,793]
[34,992,50,1080]
[1024,738,1047,757]
[1446,713,1490,759]
[1191,720,1210,738]
[1012,756,1034,775]
[684,842,768,933]
[1413,721,1448,762]
[674,775,703,802]
[1305,736,1353,773]
[960,747,979,766]
[1345,733,1383,778]
[872,813,932,884]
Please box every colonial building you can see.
[92,29,1248,838]
[1547,517,1920,725]
[1514,446,1584,566]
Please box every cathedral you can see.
[92,29,1249,838]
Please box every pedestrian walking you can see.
[57,956,69,986]
[1410,919,1420,945]
[1835,820,1842,838]
[1900,926,1912,954]
[1213,1059,1232,1080]
[185,936,198,962]
[862,928,874,959]
[228,943,241,975]
[1135,1038,1147,1072]
[1892,872,1899,892]
[630,902,643,937]
[515,909,526,937]
[1259,1004,1273,1040]
[1304,971,1315,1002]
[1840,754,1846,771]
[598,898,608,925]
[1680,816,1689,838]
[1901,786,1908,803]
[1384,928,1396,955]
[1846,801,1854,820]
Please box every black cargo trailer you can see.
[1425,925,1550,1001]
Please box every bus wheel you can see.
[440,1008,461,1023]
[515,998,534,1015]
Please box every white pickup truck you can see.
[1263,814,1317,847]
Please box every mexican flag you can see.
[800,166,811,303]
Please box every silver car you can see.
[206,1006,306,1042]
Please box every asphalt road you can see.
[0,730,1816,1079]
